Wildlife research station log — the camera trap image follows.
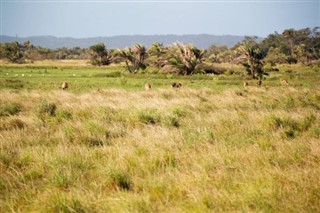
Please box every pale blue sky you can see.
[1,0,319,38]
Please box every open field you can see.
[0,62,320,212]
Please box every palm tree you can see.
[146,42,167,69]
[116,44,147,73]
[237,38,265,79]
[164,42,205,75]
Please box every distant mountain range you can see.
[0,34,256,49]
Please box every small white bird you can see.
[73,74,76,77]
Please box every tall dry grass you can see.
[0,85,319,212]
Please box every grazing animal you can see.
[280,80,289,86]
[257,80,262,87]
[243,81,249,87]
[172,82,182,89]
[61,82,68,90]
[145,83,152,91]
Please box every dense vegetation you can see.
[1,27,319,78]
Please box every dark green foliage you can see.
[89,43,112,66]
[146,42,167,69]
[237,37,265,79]
[0,42,24,63]
[115,44,147,73]
[261,27,320,64]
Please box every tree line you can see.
[1,27,319,79]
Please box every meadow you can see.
[0,60,320,212]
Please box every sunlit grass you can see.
[0,63,319,212]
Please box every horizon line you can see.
[1,33,264,39]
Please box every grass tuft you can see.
[0,102,22,116]
[108,170,132,191]
[137,109,161,125]
[38,101,57,116]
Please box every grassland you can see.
[0,61,320,212]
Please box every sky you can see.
[1,0,319,38]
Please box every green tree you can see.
[237,37,265,79]
[264,47,288,65]
[146,42,167,69]
[205,44,228,63]
[89,43,111,65]
[116,44,147,73]
[0,41,24,63]
[163,42,205,75]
